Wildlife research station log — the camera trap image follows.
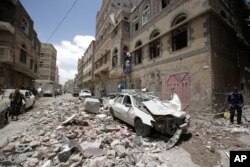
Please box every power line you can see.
[46,0,78,42]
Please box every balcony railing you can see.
[0,21,15,34]
[0,47,13,63]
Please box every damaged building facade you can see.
[78,41,95,93]
[39,43,57,82]
[0,0,41,89]
[77,0,250,114]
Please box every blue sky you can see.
[20,0,103,84]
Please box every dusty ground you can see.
[1,94,250,167]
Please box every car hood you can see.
[142,93,187,118]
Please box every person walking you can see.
[9,88,25,120]
[227,87,244,125]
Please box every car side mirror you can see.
[125,103,132,108]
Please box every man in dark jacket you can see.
[227,87,244,124]
[9,88,25,120]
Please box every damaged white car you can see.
[109,92,190,148]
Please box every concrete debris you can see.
[81,98,100,113]
[1,98,249,167]
[41,160,53,167]
[62,114,77,126]
[58,147,73,162]
[114,145,127,158]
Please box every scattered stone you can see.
[114,145,127,158]
[41,160,53,167]
[15,154,28,165]
[133,136,142,146]
[82,98,100,114]
[29,141,40,148]
[83,148,106,158]
[58,147,72,162]
[2,142,15,153]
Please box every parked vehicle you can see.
[79,89,92,98]
[0,96,10,125]
[109,91,190,149]
[21,90,35,109]
[43,83,54,97]
[34,80,54,97]
[72,87,80,97]
[3,89,35,112]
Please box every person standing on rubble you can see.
[9,88,25,121]
[227,86,244,125]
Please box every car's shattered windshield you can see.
[133,95,152,106]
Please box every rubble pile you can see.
[189,116,249,154]
[0,99,178,167]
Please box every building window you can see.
[112,48,118,68]
[20,49,27,64]
[149,31,160,59]
[39,61,43,68]
[172,13,187,27]
[134,41,142,65]
[123,21,130,32]
[171,13,188,51]
[35,64,38,73]
[30,59,33,70]
[162,0,170,9]
[142,6,150,25]
[133,16,139,32]
[104,54,107,64]
[21,18,29,34]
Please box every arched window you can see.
[112,48,118,68]
[149,30,160,59]
[172,13,187,27]
[134,41,142,65]
[21,18,29,34]
[171,13,188,51]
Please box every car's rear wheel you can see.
[134,118,151,137]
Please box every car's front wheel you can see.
[134,118,151,137]
[109,108,116,120]
[31,101,35,108]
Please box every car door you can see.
[29,91,35,106]
[112,95,124,120]
[24,91,31,108]
[121,95,133,125]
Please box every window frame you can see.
[21,17,29,34]
[142,5,150,26]
[134,41,142,65]
[149,31,161,59]
[112,48,118,68]
[20,49,27,64]
[171,13,188,52]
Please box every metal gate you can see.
[165,72,189,110]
